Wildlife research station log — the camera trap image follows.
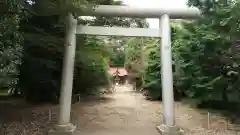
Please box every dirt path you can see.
[72,85,238,135]
[73,85,161,135]
[1,85,238,135]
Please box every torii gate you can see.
[49,5,201,135]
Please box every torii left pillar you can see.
[49,12,77,135]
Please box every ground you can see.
[0,85,239,135]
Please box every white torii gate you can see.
[49,5,200,135]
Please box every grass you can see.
[0,89,10,96]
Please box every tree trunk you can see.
[222,89,228,102]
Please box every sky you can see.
[120,0,188,28]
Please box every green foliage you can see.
[73,36,110,95]
[18,13,114,103]
[124,36,160,95]
[18,31,63,103]
[0,0,24,93]
[110,48,125,67]
[140,39,161,99]
[15,0,147,103]
[173,0,240,105]
[2,0,240,114]
[125,0,240,107]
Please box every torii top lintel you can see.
[80,5,201,19]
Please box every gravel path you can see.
[72,85,239,135]
[73,85,161,135]
[1,85,239,135]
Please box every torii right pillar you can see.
[156,14,183,135]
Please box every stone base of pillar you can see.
[48,123,78,135]
[156,124,184,135]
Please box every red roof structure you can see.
[108,67,128,76]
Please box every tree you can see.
[15,0,151,103]
[173,0,240,106]
[0,0,24,95]
[125,0,240,108]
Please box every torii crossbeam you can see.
[49,5,201,135]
